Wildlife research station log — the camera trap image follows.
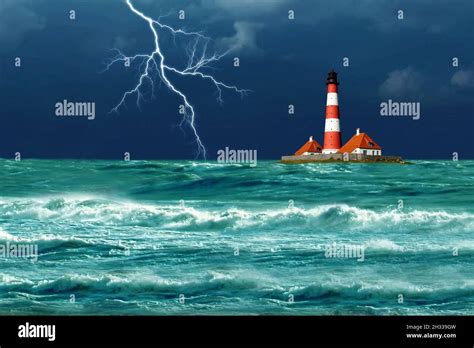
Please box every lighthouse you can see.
[281,69,403,163]
[322,70,342,154]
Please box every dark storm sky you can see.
[0,0,473,159]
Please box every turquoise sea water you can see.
[0,159,473,315]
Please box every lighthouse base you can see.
[322,149,339,154]
[280,153,405,164]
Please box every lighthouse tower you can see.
[322,70,342,154]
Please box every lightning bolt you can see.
[104,0,249,159]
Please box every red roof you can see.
[295,137,322,155]
[338,132,381,154]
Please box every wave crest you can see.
[0,196,472,232]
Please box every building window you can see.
[368,142,375,147]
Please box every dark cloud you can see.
[218,21,264,56]
[379,67,423,98]
[0,0,45,52]
[451,70,474,88]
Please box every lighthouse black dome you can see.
[326,69,339,85]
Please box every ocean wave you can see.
[189,162,246,168]
[0,271,269,295]
[1,272,472,305]
[361,239,474,253]
[300,163,353,174]
[0,229,17,241]
[277,239,474,258]
[0,196,472,232]
[288,280,474,302]
[0,227,123,253]
[100,163,167,171]
[364,239,404,251]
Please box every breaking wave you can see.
[1,272,473,306]
[0,272,265,295]
[0,196,472,232]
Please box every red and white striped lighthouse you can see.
[322,70,342,154]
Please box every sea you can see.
[0,159,473,315]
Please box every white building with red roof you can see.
[338,129,382,156]
[294,136,322,156]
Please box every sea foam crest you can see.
[0,196,472,231]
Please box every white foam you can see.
[365,239,404,251]
[0,228,19,241]
[1,196,472,231]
